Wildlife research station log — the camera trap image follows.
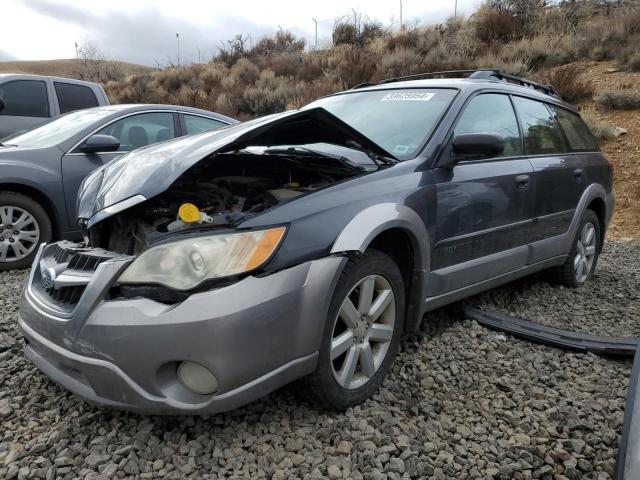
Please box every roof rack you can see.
[360,69,561,99]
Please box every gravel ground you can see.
[0,241,637,479]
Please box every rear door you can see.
[61,111,178,228]
[179,113,230,136]
[0,79,51,138]
[429,92,535,296]
[53,82,100,114]
[512,96,583,243]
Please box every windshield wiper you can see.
[344,140,398,167]
[263,146,365,171]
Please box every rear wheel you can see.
[301,249,405,409]
[553,209,600,287]
[0,192,52,271]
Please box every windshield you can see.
[2,108,114,148]
[304,88,457,160]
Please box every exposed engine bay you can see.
[88,148,368,254]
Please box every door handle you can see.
[515,174,530,189]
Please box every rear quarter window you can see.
[551,106,598,152]
[54,82,99,114]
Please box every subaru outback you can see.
[18,70,614,414]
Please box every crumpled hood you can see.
[78,107,396,227]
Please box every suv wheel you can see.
[0,192,52,271]
[554,209,601,287]
[301,249,405,409]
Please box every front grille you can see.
[32,242,120,311]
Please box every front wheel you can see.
[0,192,52,271]
[301,249,405,409]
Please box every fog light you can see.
[177,362,218,395]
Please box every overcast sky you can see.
[2,0,482,65]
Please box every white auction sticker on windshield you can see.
[381,92,435,102]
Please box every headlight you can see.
[118,226,286,290]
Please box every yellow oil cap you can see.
[178,203,200,224]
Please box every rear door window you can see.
[54,82,99,114]
[454,93,523,157]
[551,106,598,151]
[0,80,49,117]
[182,114,228,135]
[96,112,175,152]
[512,96,565,155]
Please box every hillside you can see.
[0,58,153,80]
[2,1,637,238]
[583,62,640,240]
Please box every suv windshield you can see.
[1,108,114,148]
[304,88,456,160]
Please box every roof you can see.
[86,104,238,124]
[0,73,103,87]
[337,70,574,109]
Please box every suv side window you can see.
[0,80,49,117]
[182,114,227,135]
[551,106,598,152]
[96,112,175,152]
[455,93,522,157]
[54,82,99,114]
[512,96,565,155]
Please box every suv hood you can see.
[78,107,395,227]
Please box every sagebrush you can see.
[103,1,640,120]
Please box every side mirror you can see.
[79,134,120,153]
[0,97,5,113]
[452,133,505,160]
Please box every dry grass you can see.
[580,108,616,141]
[532,64,594,103]
[596,90,640,111]
[0,59,152,80]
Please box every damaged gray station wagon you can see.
[19,70,614,414]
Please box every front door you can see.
[0,79,51,138]
[61,111,177,231]
[428,92,535,296]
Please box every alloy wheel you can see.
[573,222,596,283]
[330,274,396,390]
[0,205,40,263]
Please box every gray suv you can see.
[18,70,614,414]
[0,74,109,138]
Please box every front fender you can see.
[0,159,67,232]
[330,203,429,271]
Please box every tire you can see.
[0,192,52,271]
[552,209,601,288]
[300,249,405,409]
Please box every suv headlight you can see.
[118,227,286,290]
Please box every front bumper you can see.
[20,243,345,414]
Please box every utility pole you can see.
[176,33,180,66]
[399,0,403,32]
[454,0,458,19]
[351,8,357,26]
[312,18,318,50]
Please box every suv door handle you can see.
[515,174,530,189]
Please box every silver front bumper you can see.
[20,242,345,414]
